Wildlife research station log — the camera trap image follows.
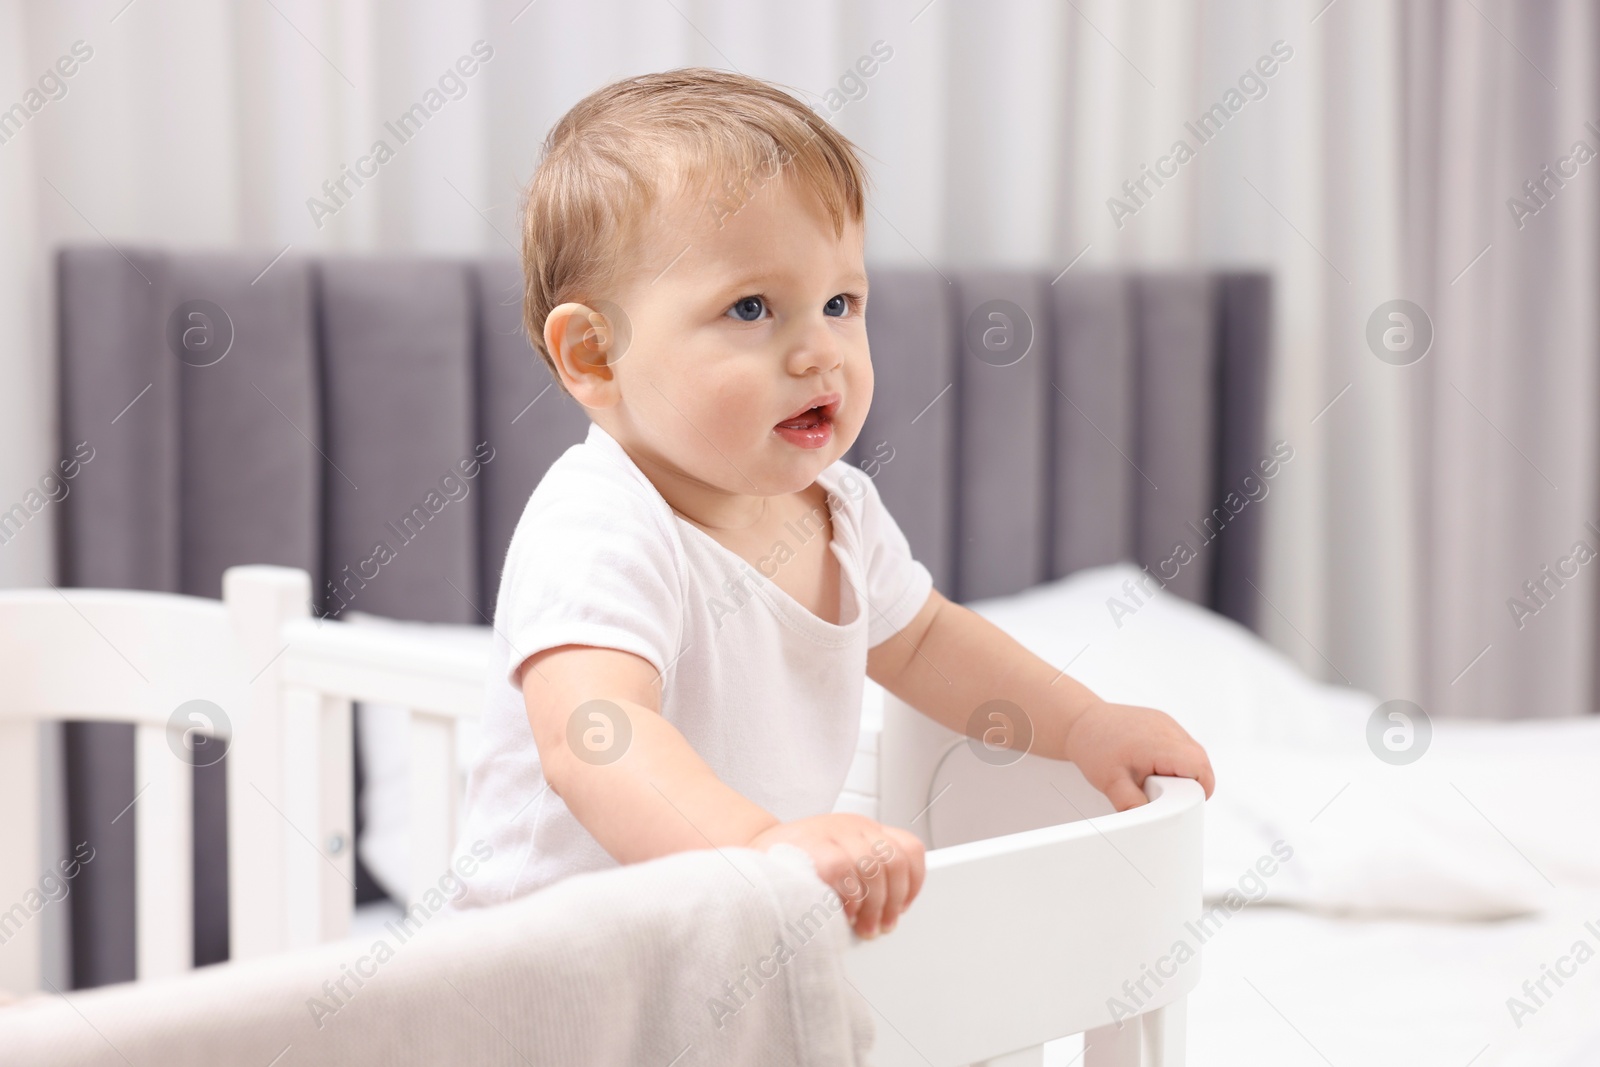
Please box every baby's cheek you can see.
[703,377,772,436]
[844,350,873,420]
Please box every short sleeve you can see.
[845,469,935,647]
[496,459,682,686]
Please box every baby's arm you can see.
[521,644,773,858]
[520,644,924,936]
[867,590,1215,810]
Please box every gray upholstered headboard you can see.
[53,247,1270,986]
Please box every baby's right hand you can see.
[747,814,925,938]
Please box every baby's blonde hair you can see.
[520,67,870,384]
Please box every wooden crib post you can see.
[223,566,312,961]
[1084,996,1186,1066]
[407,712,457,908]
[280,685,354,947]
[134,720,192,978]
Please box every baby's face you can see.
[592,171,871,500]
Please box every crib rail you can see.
[846,775,1203,1067]
[277,616,487,719]
[0,587,249,991]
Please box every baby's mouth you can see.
[773,396,839,449]
[775,406,830,430]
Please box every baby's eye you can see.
[824,292,863,318]
[727,295,767,322]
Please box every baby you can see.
[454,68,1213,938]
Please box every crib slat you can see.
[1083,997,1185,1066]
[280,687,317,947]
[135,722,192,979]
[281,686,354,948]
[318,693,355,943]
[407,712,457,907]
[0,721,42,993]
[1084,1019,1139,1065]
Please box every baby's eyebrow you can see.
[711,267,869,294]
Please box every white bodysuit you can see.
[453,422,933,906]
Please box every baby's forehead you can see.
[619,165,861,287]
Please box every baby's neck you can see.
[599,419,782,531]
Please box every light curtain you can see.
[1,0,1594,718]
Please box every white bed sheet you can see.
[1190,715,1600,1061]
[1187,893,1600,1067]
[1036,884,1600,1067]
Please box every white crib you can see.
[0,565,1202,1066]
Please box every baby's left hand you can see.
[1062,701,1215,811]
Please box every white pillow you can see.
[964,563,1372,754]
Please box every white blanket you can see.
[0,845,874,1066]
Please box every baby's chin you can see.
[693,434,847,497]
[759,430,854,488]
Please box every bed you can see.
[955,563,1600,1067]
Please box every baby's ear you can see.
[545,301,627,406]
